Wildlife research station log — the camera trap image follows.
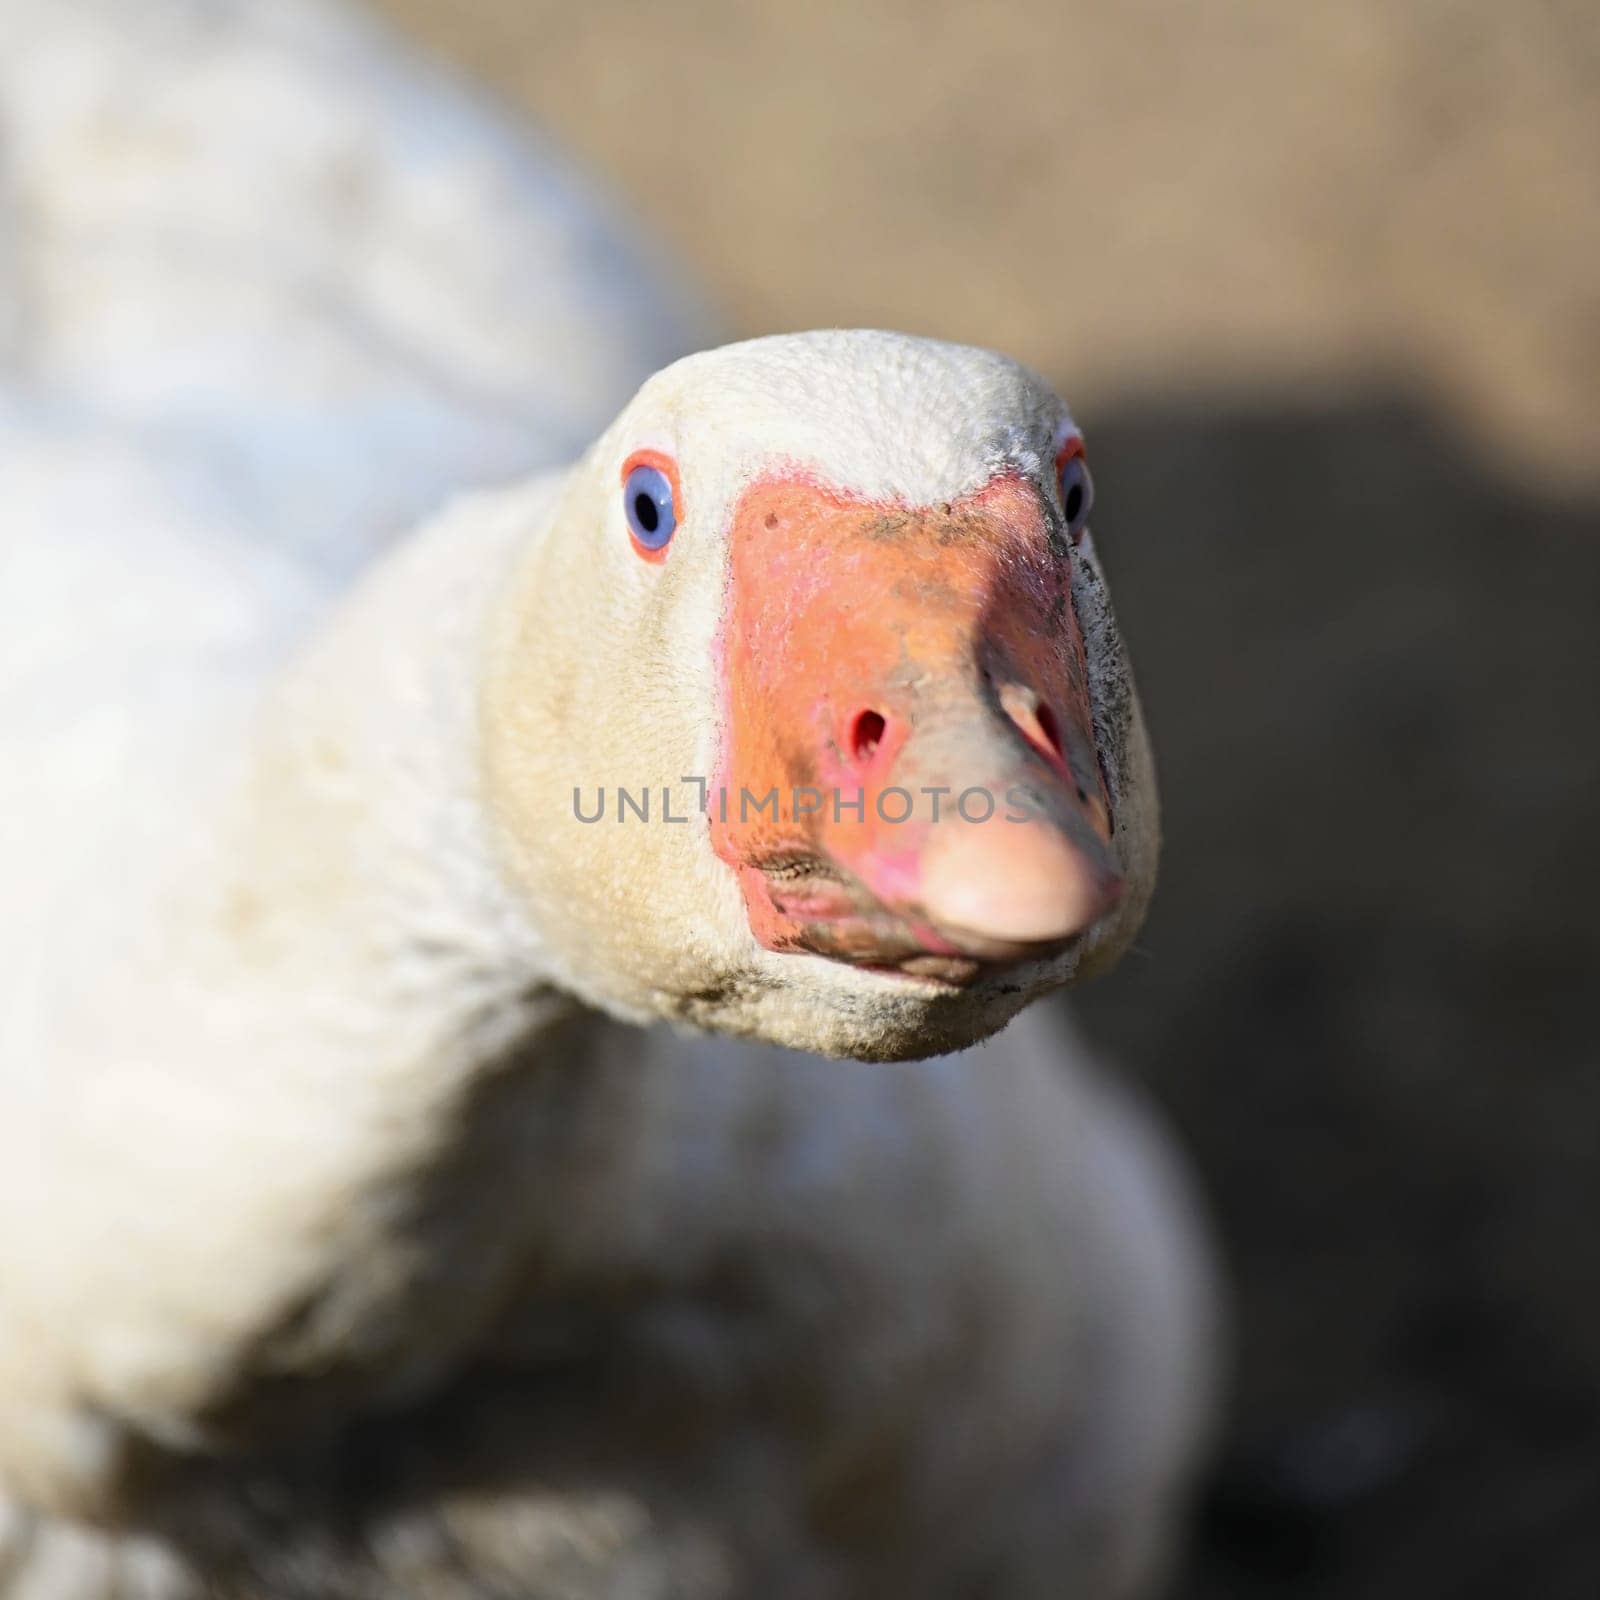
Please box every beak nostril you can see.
[850,710,887,764]
[999,683,1072,773]
[1034,701,1064,761]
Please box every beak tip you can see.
[918,819,1122,948]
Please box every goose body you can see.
[1,4,1220,1596]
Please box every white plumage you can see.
[0,4,1219,1597]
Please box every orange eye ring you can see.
[621,448,684,562]
[1054,435,1093,544]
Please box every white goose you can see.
[0,3,1220,1597]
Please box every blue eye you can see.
[624,461,677,552]
[1058,453,1094,545]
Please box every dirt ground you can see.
[374,3,1599,1594]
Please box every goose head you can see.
[483,331,1157,1059]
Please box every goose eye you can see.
[624,461,677,553]
[1057,452,1094,545]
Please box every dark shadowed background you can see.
[371,3,1598,1593]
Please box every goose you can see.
[0,2,1220,1597]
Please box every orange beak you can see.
[711,469,1121,983]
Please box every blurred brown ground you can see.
[374,3,1600,1595]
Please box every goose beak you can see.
[711,469,1120,982]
